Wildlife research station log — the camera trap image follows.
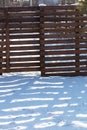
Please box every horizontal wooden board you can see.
[3,67,40,73]
[45,66,87,72]
[9,29,40,34]
[2,63,40,68]
[9,23,40,28]
[44,34,76,38]
[10,40,39,45]
[45,61,87,67]
[44,28,76,32]
[9,46,40,51]
[7,7,40,12]
[44,45,76,50]
[3,52,40,56]
[41,11,76,16]
[8,17,40,22]
[45,56,76,61]
[45,50,87,54]
[9,12,40,17]
[44,72,87,76]
[40,6,76,10]
[44,39,76,44]
[44,22,78,28]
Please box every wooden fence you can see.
[0,6,87,76]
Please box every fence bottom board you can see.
[2,68,40,73]
[44,72,87,76]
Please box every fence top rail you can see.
[0,5,77,11]
[0,7,40,12]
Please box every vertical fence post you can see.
[0,23,4,75]
[0,40,2,75]
[40,7,45,76]
[4,8,10,73]
[75,9,80,75]
[0,9,4,75]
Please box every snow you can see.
[0,72,87,130]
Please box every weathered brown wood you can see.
[44,28,75,32]
[41,17,79,22]
[3,52,40,56]
[8,18,40,23]
[45,56,76,61]
[3,67,40,73]
[7,6,40,12]
[46,61,87,66]
[9,29,40,34]
[40,7,45,76]
[44,39,76,44]
[10,63,40,67]
[2,57,40,62]
[0,46,2,75]
[44,45,76,50]
[9,46,40,51]
[9,12,40,17]
[45,50,76,55]
[75,9,80,74]
[40,6,76,10]
[45,62,77,67]
[0,15,5,75]
[44,72,87,76]
[44,22,78,28]
[10,40,39,45]
[4,8,10,73]
[9,34,40,39]
[44,34,75,39]
[41,11,76,16]
[9,23,40,28]
[45,66,87,73]
[30,55,80,61]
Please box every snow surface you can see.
[0,72,87,130]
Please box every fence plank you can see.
[40,7,45,76]
[75,9,80,74]
[4,8,10,73]
[0,44,2,75]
